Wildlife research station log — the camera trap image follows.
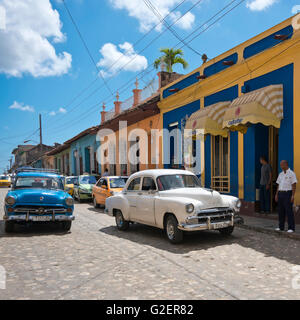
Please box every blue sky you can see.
[0,0,297,172]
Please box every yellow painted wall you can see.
[158,15,300,203]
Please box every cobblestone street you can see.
[1,188,300,300]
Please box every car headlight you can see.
[185,203,194,213]
[5,196,16,206]
[65,198,74,206]
[235,199,242,209]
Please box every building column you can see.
[238,84,244,200]
[294,50,300,205]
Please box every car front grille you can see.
[13,205,67,214]
[197,208,233,224]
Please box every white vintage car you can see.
[105,169,243,243]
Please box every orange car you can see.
[92,176,128,208]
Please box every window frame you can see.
[126,177,141,192]
[141,176,157,192]
[211,135,230,193]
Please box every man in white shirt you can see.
[275,160,297,232]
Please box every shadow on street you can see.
[99,221,300,265]
[0,220,71,238]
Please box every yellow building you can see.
[158,15,300,217]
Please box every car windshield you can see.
[0,176,8,180]
[80,176,97,184]
[157,174,201,191]
[66,177,77,185]
[14,176,64,190]
[109,178,126,189]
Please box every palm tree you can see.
[154,48,188,73]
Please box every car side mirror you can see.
[149,189,157,194]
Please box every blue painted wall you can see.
[163,72,200,99]
[163,100,200,168]
[204,53,238,78]
[70,133,100,175]
[244,25,293,60]
[243,63,294,201]
[204,85,239,196]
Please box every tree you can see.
[154,48,188,73]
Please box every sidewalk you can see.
[237,215,300,241]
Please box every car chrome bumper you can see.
[178,213,243,231]
[3,214,75,222]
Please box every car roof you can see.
[16,172,62,178]
[128,169,195,180]
[104,176,128,179]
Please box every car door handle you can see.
[138,192,142,195]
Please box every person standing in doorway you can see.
[275,160,297,233]
[102,168,109,177]
[259,156,272,214]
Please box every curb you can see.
[237,224,300,241]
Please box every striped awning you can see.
[185,101,231,138]
[222,84,283,133]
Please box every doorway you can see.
[269,126,279,213]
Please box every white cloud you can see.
[109,0,195,32]
[49,107,67,116]
[58,107,67,114]
[9,101,35,112]
[170,11,195,30]
[0,0,72,77]
[97,42,148,77]
[246,0,278,11]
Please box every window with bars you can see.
[211,135,230,193]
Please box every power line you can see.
[45,0,203,130]
[143,0,203,56]
[45,0,245,136]
[44,0,189,128]
[62,0,114,97]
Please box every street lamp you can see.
[23,140,39,144]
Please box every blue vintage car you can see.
[3,169,75,233]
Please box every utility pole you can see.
[9,157,12,172]
[39,114,43,153]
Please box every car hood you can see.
[159,188,227,208]
[111,188,123,193]
[9,189,69,205]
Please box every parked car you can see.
[64,176,78,196]
[0,175,11,188]
[3,169,75,233]
[73,174,97,202]
[105,169,243,244]
[92,176,128,208]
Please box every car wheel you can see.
[115,210,129,231]
[219,226,234,235]
[61,221,72,231]
[93,197,99,208]
[165,215,183,244]
[5,221,14,233]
